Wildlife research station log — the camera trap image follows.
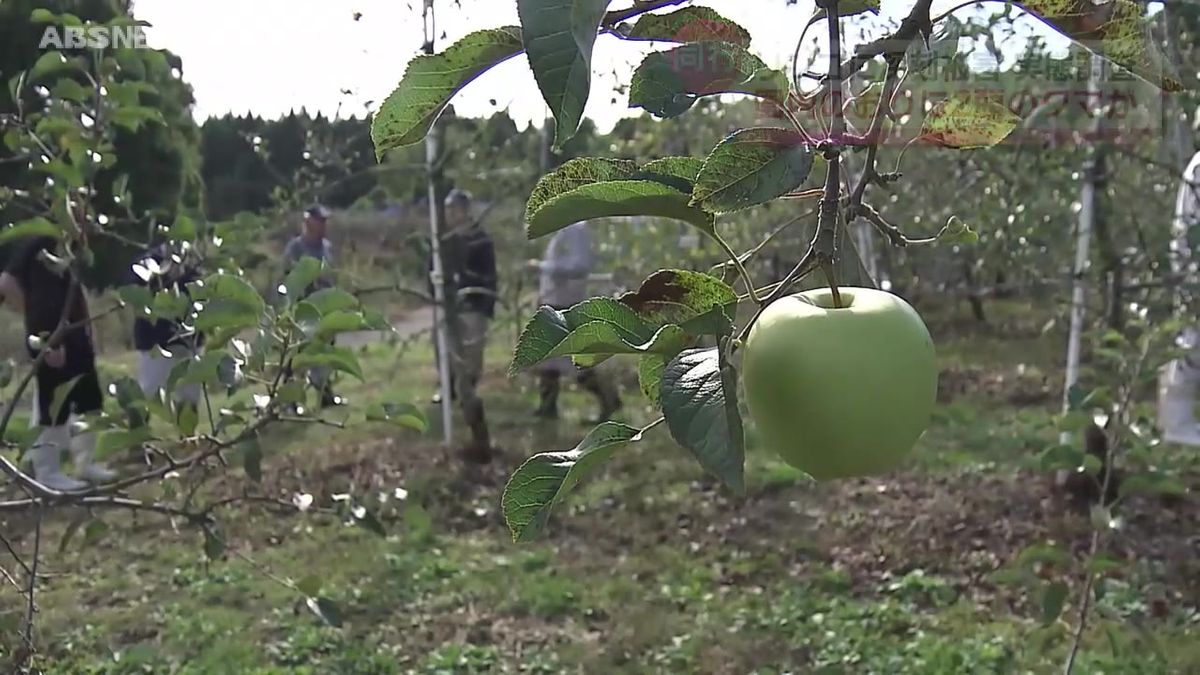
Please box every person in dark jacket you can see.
[429,189,498,463]
[131,242,203,407]
[0,236,113,490]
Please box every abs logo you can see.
[38,25,148,50]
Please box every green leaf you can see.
[1041,581,1069,625]
[241,436,263,483]
[918,94,1019,149]
[170,215,198,241]
[365,402,427,433]
[1039,444,1086,472]
[373,26,524,155]
[176,403,199,436]
[0,217,62,246]
[503,421,644,541]
[527,157,639,217]
[619,269,738,334]
[693,127,813,214]
[51,78,90,102]
[293,345,364,380]
[195,274,265,332]
[94,428,152,460]
[518,0,611,149]
[525,157,713,237]
[284,256,323,301]
[109,105,165,132]
[202,272,265,309]
[30,8,57,23]
[1019,0,1182,92]
[178,351,226,387]
[546,322,685,362]
[203,527,225,561]
[152,289,189,322]
[528,179,715,239]
[296,575,323,598]
[660,344,745,492]
[30,51,82,81]
[638,354,668,407]
[316,310,369,337]
[49,374,86,424]
[510,298,656,374]
[304,288,360,315]
[306,596,344,627]
[623,7,751,46]
[937,216,979,245]
[639,156,706,185]
[629,42,789,118]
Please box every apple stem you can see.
[821,261,844,308]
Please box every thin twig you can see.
[21,503,44,659]
[0,530,31,578]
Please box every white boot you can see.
[29,426,88,492]
[1158,358,1200,446]
[70,427,117,484]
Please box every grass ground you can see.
[0,299,1198,674]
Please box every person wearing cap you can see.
[1159,142,1200,446]
[283,205,336,294]
[430,189,498,463]
[527,221,622,422]
[283,205,338,407]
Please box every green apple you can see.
[742,287,937,480]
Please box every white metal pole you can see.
[424,0,453,446]
[1061,53,1104,441]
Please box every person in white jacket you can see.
[528,222,621,421]
[1159,149,1200,446]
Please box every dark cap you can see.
[304,204,331,220]
[444,188,472,208]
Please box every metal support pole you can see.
[424,0,453,446]
[1061,53,1104,440]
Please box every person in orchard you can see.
[527,221,622,422]
[283,204,338,407]
[0,235,115,491]
[1158,139,1200,446]
[431,189,499,463]
[130,240,203,411]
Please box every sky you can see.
[132,0,1064,131]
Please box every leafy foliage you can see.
[371,26,524,156]
[660,344,745,492]
[621,6,752,46]
[517,0,611,148]
[502,421,645,541]
[693,128,814,213]
[629,42,789,118]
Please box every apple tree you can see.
[373,1,1182,669]
[0,6,426,667]
[372,0,1180,530]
